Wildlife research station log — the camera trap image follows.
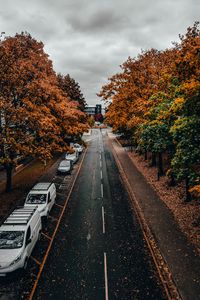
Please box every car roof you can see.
[60,160,70,165]
[0,207,38,230]
[32,182,52,191]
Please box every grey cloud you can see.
[0,0,199,105]
[67,9,124,33]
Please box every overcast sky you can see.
[0,0,199,106]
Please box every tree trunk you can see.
[138,149,142,155]
[144,151,147,160]
[5,163,13,192]
[185,176,192,202]
[158,152,164,176]
[151,153,156,167]
[169,172,176,186]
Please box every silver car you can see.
[57,160,72,174]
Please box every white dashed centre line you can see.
[100,160,102,168]
[104,252,109,300]
[101,183,104,198]
[102,206,105,234]
[101,170,103,180]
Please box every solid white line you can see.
[101,170,103,180]
[102,206,105,234]
[101,183,104,198]
[104,252,109,300]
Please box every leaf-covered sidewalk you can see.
[127,151,200,254]
[110,132,200,300]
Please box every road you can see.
[32,129,166,300]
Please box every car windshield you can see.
[0,231,25,249]
[26,194,47,204]
[60,161,70,167]
[66,153,75,157]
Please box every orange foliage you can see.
[0,32,87,192]
[99,48,177,133]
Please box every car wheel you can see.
[38,230,42,241]
[42,215,48,227]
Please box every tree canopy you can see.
[57,73,86,111]
[0,32,87,191]
[98,23,200,200]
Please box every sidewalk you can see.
[0,158,35,190]
[109,133,200,300]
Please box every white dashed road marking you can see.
[87,233,91,241]
[101,183,104,198]
[104,252,109,300]
[102,206,105,234]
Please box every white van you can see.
[24,182,56,218]
[0,207,41,276]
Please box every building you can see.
[84,106,96,116]
[95,104,102,114]
[84,104,102,116]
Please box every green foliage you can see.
[87,116,95,127]
[170,116,200,185]
[139,121,172,153]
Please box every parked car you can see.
[57,160,72,175]
[73,143,83,153]
[0,207,42,276]
[24,182,56,219]
[95,121,101,126]
[65,149,79,164]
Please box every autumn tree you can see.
[0,32,87,192]
[57,74,86,111]
[87,115,95,127]
[99,48,177,140]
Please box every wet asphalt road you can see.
[33,129,166,300]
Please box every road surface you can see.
[33,129,166,300]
